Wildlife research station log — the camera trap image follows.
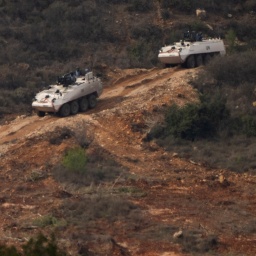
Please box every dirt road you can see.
[0,67,255,256]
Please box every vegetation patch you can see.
[157,136,256,172]
[53,146,127,187]
[0,234,66,256]
[32,215,67,229]
[48,126,74,145]
[178,230,218,254]
[152,51,256,173]
[62,194,139,224]
[164,95,229,141]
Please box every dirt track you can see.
[0,67,256,256]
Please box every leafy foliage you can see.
[54,145,126,187]
[154,50,256,172]
[165,95,229,140]
[205,51,256,86]
[62,147,87,173]
[0,234,66,256]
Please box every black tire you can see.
[196,54,203,67]
[204,54,212,65]
[59,103,71,117]
[186,55,196,68]
[79,97,89,112]
[37,111,45,117]
[88,94,97,109]
[70,100,79,115]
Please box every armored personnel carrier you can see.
[32,69,103,117]
[158,32,226,68]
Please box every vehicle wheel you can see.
[37,111,45,117]
[186,55,196,68]
[204,54,212,65]
[79,97,89,112]
[70,100,79,115]
[88,94,97,109]
[59,103,71,117]
[196,54,203,66]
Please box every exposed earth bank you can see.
[0,67,255,256]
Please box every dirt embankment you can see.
[0,67,255,256]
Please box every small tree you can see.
[62,147,87,173]
[0,234,66,256]
[165,94,229,140]
[226,29,236,53]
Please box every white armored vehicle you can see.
[32,69,103,117]
[158,32,226,68]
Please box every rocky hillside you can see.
[0,1,256,255]
[0,67,255,255]
[0,0,256,114]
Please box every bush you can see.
[62,147,87,173]
[0,234,66,256]
[189,21,209,34]
[54,146,125,187]
[127,41,149,67]
[131,24,162,42]
[228,20,256,42]
[205,51,256,86]
[241,115,256,137]
[165,94,229,141]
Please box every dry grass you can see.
[158,136,256,173]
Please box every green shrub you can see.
[228,20,256,42]
[127,41,148,66]
[205,51,256,86]
[62,147,87,173]
[162,27,183,45]
[23,234,66,256]
[241,115,256,137]
[0,234,66,256]
[131,24,162,41]
[165,95,229,140]
[32,215,67,228]
[189,21,209,34]
[54,146,125,187]
[0,245,20,256]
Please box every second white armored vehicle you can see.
[32,70,103,117]
[158,32,226,68]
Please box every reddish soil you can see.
[0,67,255,255]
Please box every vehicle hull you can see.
[158,39,226,65]
[32,72,103,116]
